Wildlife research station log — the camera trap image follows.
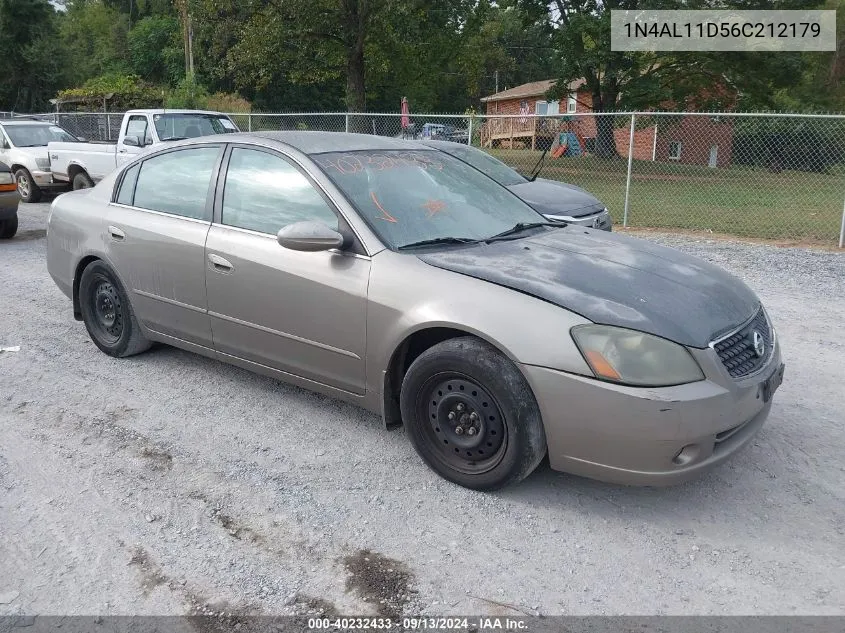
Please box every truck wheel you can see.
[15,169,42,203]
[0,214,18,239]
[73,172,94,190]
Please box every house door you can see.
[708,145,718,168]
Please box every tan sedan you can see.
[46,132,784,490]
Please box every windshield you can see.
[434,144,527,187]
[152,113,239,140]
[4,124,78,147]
[314,150,545,249]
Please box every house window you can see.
[668,141,682,160]
[567,94,577,113]
[535,101,548,116]
[536,100,559,116]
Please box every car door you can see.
[205,145,370,394]
[106,144,223,348]
[0,127,11,166]
[117,115,151,166]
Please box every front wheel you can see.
[72,171,94,190]
[400,337,547,490]
[15,168,42,203]
[0,214,18,238]
[78,261,151,358]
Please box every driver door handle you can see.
[208,253,234,273]
[108,226,125,241]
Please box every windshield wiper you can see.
[527,146,550,182]
[397,237,480,250]
[159,136,188,142]
[485,221,562,243]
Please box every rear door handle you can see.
[208,253,234,273]
[108,225,125,241]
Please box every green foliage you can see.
[58,73,163,110]
[164,77,208,109]
[127,15,183,85]
[58,0,130,86]
[0,0,63,112]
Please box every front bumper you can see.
[522,341,782,486]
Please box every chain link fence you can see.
[32,110,845,247]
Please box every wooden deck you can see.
[480,117,563,149]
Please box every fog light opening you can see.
[672,444,700,466]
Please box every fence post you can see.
[106,114,111,141]
[248,113,252,132]
[467,116,473,147]
[623,114,636,227]
[345,113,350,133]
[839,194,845,249]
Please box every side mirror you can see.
[122,136,140,147]
[277,221,345,252]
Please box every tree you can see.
[127,15,183,85]
[0,0,63,111]
[58,0,130,86]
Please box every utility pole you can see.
[494,69,499,94]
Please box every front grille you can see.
[713,308,772,378]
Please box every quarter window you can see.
[133,147,219,220]
[115,163,140,205]
[222,148,337,234]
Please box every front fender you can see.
[364,251,594,405]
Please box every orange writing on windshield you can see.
[370,191,398,223]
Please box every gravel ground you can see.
[1,201,844,617]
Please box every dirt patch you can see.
[139,445,173,472]
[211,507,266,546]
[128,546,169,595]
[343,549,415,617]
[293,594,340,616]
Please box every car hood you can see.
[508,178,604,217]
[417,228,760,348]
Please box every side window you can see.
[222,148,338,234]
[115,163,140,205]
[124,116,150,146]
[133,147,219,220]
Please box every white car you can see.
[0,119,77,202]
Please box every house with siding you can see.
[479,79,733,167]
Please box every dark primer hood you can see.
[417,228,760,348]
[508,178,604,217]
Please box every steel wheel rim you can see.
[89,278,123,344]
[417,372,508,475]
[16,173,29,198]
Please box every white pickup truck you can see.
[49,109,240,190]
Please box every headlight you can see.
[571,324,704,387]
[36,157,51,170]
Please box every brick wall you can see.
[613,125,657,161]
[654,117,734,167]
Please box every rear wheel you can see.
[72,171,94,190]
[79,261,151,358]
[400,337,546,490]
[15,168,42,203]
[0,214,18,238]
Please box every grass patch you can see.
[488,150,845,243]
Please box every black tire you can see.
[72,171,94,190]
[14,168,42,203]
[0,214,17,239]
[78,261,151,358]
[400,337,547,490]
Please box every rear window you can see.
[115,164,140,205]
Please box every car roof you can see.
[236,131,431,155]
[0,119,56,126]
[417,139,474,150]
[129,109,229,116]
